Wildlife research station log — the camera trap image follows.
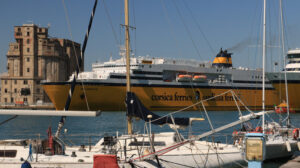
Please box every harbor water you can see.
[0,111,299,167]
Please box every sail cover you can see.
[126,92,190,126]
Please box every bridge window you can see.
[288,54,300,59]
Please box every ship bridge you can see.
[285,49,300,72]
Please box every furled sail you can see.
[126,92,190,126]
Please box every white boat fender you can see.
[297,142,300,150]
[285,141,291,152]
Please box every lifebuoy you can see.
[293,128,299,140]
[232,130,238,136]
[255,126,263,133]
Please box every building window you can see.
[27,57,30,62]
[27,32,30,36]
[21,88,30,96]
[14,88,17,93]
[27,68,30,72]
[36,80,40,84]
[11,97,14,103]
[4,88,7,93]
[27,48,30,52]
[23,98,28,102]
[18,28,21,32]
[37,88,40,93]
[27,39,30,44]
[24,80,28,84]
[14,80,17,84]
[4,80,7,84]
[4,98,7,103]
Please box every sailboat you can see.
[232,0,300,161]
[91,0,246,167]
[260,0,300,160]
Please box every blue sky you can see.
[1,0,300,74]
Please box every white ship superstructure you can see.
[285,49,300,72]
[74,55,267,89]
[76,56,211,81]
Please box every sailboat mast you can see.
[280,0,290,126]
[125,0,133,135]
[262,0,266,134]
[55,0,98,138]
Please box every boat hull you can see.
[132,144,245,168]
[42,82,278,111]
[265,139,299,160]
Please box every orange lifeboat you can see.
[193,75,207,82]
[275,102,295,114]
[177,74,192,82]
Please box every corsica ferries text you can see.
[151,92,238,102]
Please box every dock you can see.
[280,151,300,168]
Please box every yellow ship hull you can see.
[42,83,278,111]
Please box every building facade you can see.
[0,24,82,105]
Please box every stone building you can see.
[0,24,82,105]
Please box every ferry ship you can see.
[267,49,300,112]
[42,49,278,111]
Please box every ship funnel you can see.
[212,48,232,68]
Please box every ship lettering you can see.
[151,93,173,101]
[174,92,193,101]
[225,93,234,101]
[201,93,236,102]
[151,92,194,101]
[151,92,240,102]
[202,93,224,101]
